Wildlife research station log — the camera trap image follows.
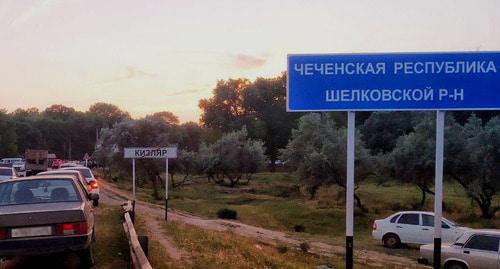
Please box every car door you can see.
[461,234,499,269]
[420,214,458,244]
[395,213,420,243]
[418,214,435,244]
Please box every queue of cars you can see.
[0,163,100,268]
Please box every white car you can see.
[419,229,500,269]
[60,167,100,204]
[372,211,469,248]
[0,167,17,181]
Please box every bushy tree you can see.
[197,128,266,187]
[103,115,180,199]
[446,115,500,218]
[243,73,302,170]
[281,113,373,210]
[388,114,441,208]
[0,110,18,157]
[87,102,130,128]
[361,112,421,154]
[199,74,302,170]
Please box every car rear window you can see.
[397,213,419,225]
[69,168,92,178]
[390,214,400,223]
[0,168,13,176]
[0,179,81,206]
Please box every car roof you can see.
[61,166,89,170]
[392,211,436,215]
[464,229,500,236]
[39,170,81,174]
[0,175,78,184]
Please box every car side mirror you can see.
[88,193,99,207]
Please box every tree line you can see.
[1,73,499,219]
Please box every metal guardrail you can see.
[122,201,152,269]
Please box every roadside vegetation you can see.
[93,204,129,269]
[107,171,499,257]
[133,212,379,269]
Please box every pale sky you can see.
[1,0,499,122]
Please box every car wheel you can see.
[445,261,467,269]
[79,244,95,269]
[382,234,401,248]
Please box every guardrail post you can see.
[138,235,149,257]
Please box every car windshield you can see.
[0,168,13,176]
[0,179,81,206]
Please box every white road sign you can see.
[124,147,177,159]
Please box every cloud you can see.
[163,88,206,97]
[86,66,157,88]
[10,0,55,27]
[112,66,156,82]
[231,54,267,69]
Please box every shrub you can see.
[216,208,238,219]
[294,224,305,232]
[299,242,310,253]
[277,245,288,253]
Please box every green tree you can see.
[388,115,441,208]
[198,128,266,187]
[103,114,180,199]
[199,78,250,132]
[243,73,302,170]
[361,112,421,154]
[445,115,500,219]
[199,74,302,170]
[87,102,130,128]
[0,110,18,157]
[281,113,373,210]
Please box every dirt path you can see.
[100,185,187,261]
[100,180,428,268]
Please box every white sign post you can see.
[346,111,355,269]
[124,147,177,221]
[434,111,445,265]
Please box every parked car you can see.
[0,167,17,181]
[37,170,97,206]
[372,211,469,248]
[59,162,79,168]
[61,167,100,206]
[419,229,500,269]
[0,158,25,177]
[0,175,98,268]
[51,159,64,169]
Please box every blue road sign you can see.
[287,52,500,111]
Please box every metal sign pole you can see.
[434,110,445,269]
[346,111,355,269]
[165,158,169,221]
[132,158,136,214]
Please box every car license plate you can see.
[11,226,53,238]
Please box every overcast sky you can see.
[1,0,499,122]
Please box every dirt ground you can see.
[100,180,428,268]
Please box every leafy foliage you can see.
[281,113,374,210]
[198,128,266,187]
